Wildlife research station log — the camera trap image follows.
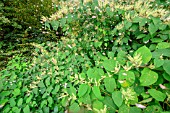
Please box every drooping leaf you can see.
[140,68,158,86]
[104,77,116,93]
[118,105,141,113]
[92,86,104,101]
[134,46,152,64]
[10,98,16,107]
[148,89,166,102]
[112,91,123,107]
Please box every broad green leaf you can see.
[52,85,60,94]
[41,100,47,108]
[156,42,170,49]
[144,105,163,113]
[38,81,45,88]
[26,94,33,104]
[92,86,104,100]
[93,100,104,111]
[0,91,11,97]
[0,99,8,106]
[163,60,170,75]
[50,20,59,30]
[154,58,164,68]
[148,89,166,102]
[163,72,170,81]
[140,68,158,86]
[119,105,141,113]
[67,86,76,96]
[17,98,23,107]
[78,84,89,97]
[104,77,116,93]
[151,17,162,26]
[103,59,117,71]
[118,70,135,87]
[149,23,158,35]
[137,34,146,39]
[69,102,80,113]
[134,46,152,64]
[23,105,30,113]
[47,96,53,106]
[103,96,117,112]
[12,107,21,113]
[152,49,170,58]
[79,94,91,104]
[112,91,123,107]
[45,77,50,86]
[87,68,104,81]
[10,98,16,107]
[13,88,20,97]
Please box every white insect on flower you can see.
[135,103,146,109]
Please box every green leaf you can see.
[134,46,152,64]
[38,81,45,88]
[112,91,123,107]
[47,96,53,106]
[118,70,135,87]
[144,105,163,113]
[119,105,142,113]
[52,85,60,94]
[17,98,23,107]
[13,88,20,97]
[78,84,89,97]
[103,59,117,71]
[0,99,8,106]
[149,23,158,35]
[45,77,50,86]
[10,98,16,107]
[163,72,170,81]
[103,96,117,112]
[0,91,11,97]
[140,68,158,86]
[69,102,80,113]
[67,86,76,96]
[154,58,164,68]
[79,94,91,104]
[148,89,166,102]
[163,60,170,75]
[138,98,153,103]
[50,20,59,30]
[93,100,104,111]
[151,16,162,26]
[23,105,30,113]
[12,107,21,113]
[104,77,116,93]
[92,86,104,101]
[26,94,33,104]
[156,42,170,49]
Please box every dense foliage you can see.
[0,0,170,113]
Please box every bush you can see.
[0,0,170,113]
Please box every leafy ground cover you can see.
[0,0,170,113]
